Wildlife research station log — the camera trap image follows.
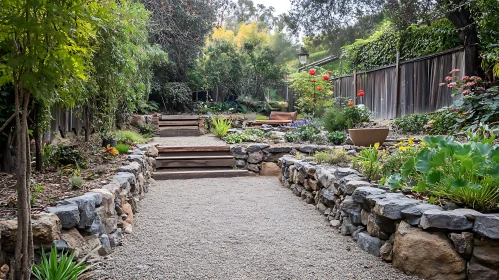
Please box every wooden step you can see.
[159,129,201,137]
[160,115,199,121]
[156,156,235,168]
[157,146,230,153]
[159,151,231,157]
[153,169,251,180]
[160,126,199,130]
[159,120,198,126]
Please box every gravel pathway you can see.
[152,134,225,146]
[92,177,418,280]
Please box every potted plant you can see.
[101,129,118,147]
[347,90,389,146]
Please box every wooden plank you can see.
[157,155,234,160]
[156,158,236,168]
[159,120,199,126]
[160,115,199,121]
[158,151,230,157]
[157,146,230,153]
[152,169,250,180]
[159,129,201,137]
[252,120,292,124]
[159,126,199,130]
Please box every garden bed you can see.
[278,155,499,280]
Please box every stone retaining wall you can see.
[279,155,499,280]
[0,144,158,268]
[230,144,358,176]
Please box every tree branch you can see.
[0,112,18,134]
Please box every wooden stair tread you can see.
[157,155,234,160]
[160,115,199,121]
[157,146,230,153]
[159,120,198,126]
[153,169,250,180]
[159,126,199,130]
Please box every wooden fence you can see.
[330,47,465,119]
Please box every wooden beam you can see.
[153,169,250,180]
[159,126,199,130]
[156,158,236,168]
[160,115,199,121]
[157,146,230,153]
[159,120,198,126]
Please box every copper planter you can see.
[348,128,389,147]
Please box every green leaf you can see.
[427,170,443,184]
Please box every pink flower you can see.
[466,82,476,87]
[471,76,482,81]
[449,69,460,74]
[462,89,471,95]
[439,83,446,87]
[447,82,457,88]
[461,76,470,81]
[450,108,457,111]
[477,87,485,91]
[445,76,453,81]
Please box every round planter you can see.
[348,128,389,147]
[101,138,117,148]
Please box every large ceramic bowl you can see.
[348,128,389,147]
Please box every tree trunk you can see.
[13,86,32,280]
[444,3,482,76]
[34,103,42,171]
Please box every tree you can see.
[0,0,96,277]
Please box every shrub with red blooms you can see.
[309,69,316,76]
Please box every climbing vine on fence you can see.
[343,19,461,71]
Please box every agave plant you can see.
[32,246,92,280]
[210,116,232,138]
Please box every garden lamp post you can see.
[298,47,309,67]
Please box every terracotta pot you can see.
[348,128,389,147]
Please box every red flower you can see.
[328,70,332,75]
[317,87,323,91]
[348,101,354,106]
[311,79,316,83]
[323,75,329,81]
[450,108,457,111]
[357,90,365,97]
[309,69,316,76]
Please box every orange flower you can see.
[328,70,332,75]
[317,87,323,91]
[348,101,354,106]
[357,90,365,97]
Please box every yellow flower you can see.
[374,142,380,149]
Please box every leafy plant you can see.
[386,136,499,211]
[423,108,459,135]
[354,143,384,182]
[137,124,157,138]
[32,246,91,280]
[116,130,147,145]
[313,149,352,167]
[224,129,264,144]
[256,115,268,120]
[210,116,232,138]
[323,104,371,132]
[284,132,299,143]
[393,114,430,134]
[54,146,88,168]
[116,144,131,154]
[328,131,347,145]
[289,67,333,114]
[69,175,84,189]
[29,179,45,206]
[381,138,422,178]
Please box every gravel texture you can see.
[91,177,419,280]
[152,134,225,146]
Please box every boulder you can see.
[247,143,269,153]
[122,202,134,224]
[473,214,499,239]
[109,228,124,247]
[268,147,292,153]
[301,190,315,204]
[235,159,246,167]
[130,115,146,126]
[230,146,248,159]
[247,164,260,172]
[32,213,62,244]
[364,192,406,210]
[367,213,391,240]
[317,167,335,189]
[340,196,362,225]
[401,203,442,226]
[98,234,112,256]
[61,228,87,257]
[291,184,304,197]
[420,208,481,231]
[63,193,100,228]
[336,174,366,194]
[330,220,341,228]
[117,163,141,178]
[145,145,159,158]
[380,242,393,261]
[468,258,499,280]
[334,167,361,178]
[357,232,382,257]
[260,162,280,176]
[298,145,318,154]
[45,203,80,229]
[319,188,336,207]
[470,239,499,273]
[392,221,466,280]
[340,217,357,236]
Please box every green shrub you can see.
[386,135,499,211]
[393,114,430,134]
[211,116,232,138]
[328,131,347,145]
[323,105,371,133]
[116,144,131,154]
[245,129,265,137]
[54,145,88,168]
[381,138,422,177]
[160,82,192,112]
[284,132,299,143]
[354,143,384,182]
[69,175,84,189]
[425,109,459,135]
[313,149,352,167]
[224,129,264,144]
[32,246,91,280]
[256,115,268,120]
[137,124,157,137]
[116,130,147,145]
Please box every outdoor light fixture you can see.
[298,47,309,65]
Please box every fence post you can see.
[395,49,401,118]
[353,67,357,102]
